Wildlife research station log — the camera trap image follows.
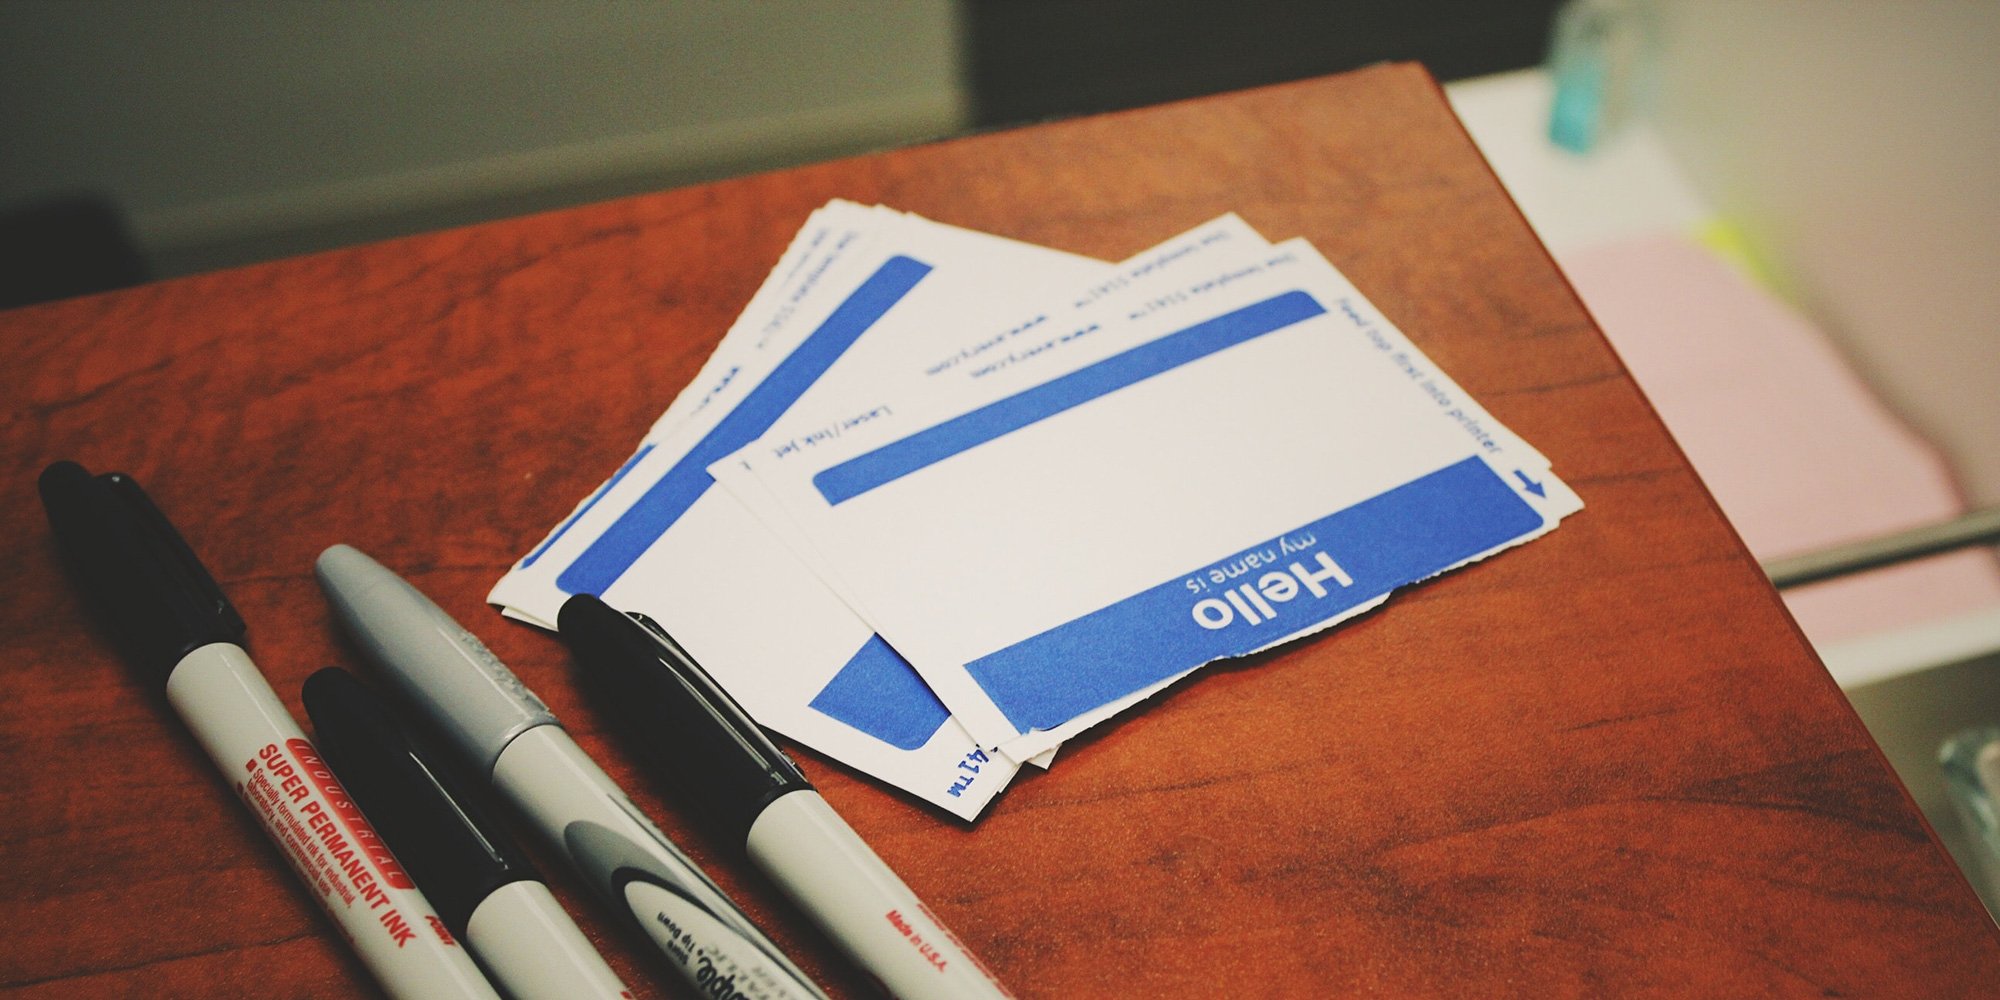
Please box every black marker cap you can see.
[557,593,813,847]
[303,666,537,936]
[38,461,246,688]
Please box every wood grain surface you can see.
[5,64,1996,998]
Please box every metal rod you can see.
[1765,507,2000,589]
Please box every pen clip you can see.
[624,611,682,653]
[621,610,806,774]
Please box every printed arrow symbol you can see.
[1513,469,1547,498]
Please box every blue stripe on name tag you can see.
[964,456,1545,735]
[557,255,932,595]
[521,444,656,568]
[812,290,1329,505]
[807,635,953,750]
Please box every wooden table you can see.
[5,64,1996,998]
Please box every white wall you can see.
[0,2,964,274]
[1650,1,2000,504]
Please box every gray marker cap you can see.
[315,543,558,775]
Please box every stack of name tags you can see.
[491,201,1580,819]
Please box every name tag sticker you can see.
[722,240,1580,757]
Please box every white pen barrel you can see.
[465,880,631,1000]
[747,791,1011,1000]
[163,643,501,1000]
[492,726,828,1000]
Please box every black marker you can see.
[557,593,1012,1000]
[302,667,633,1000]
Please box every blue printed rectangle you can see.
[963,456,1544,734]
[557,255,932,595]
[813,290,1327,505]
[807,635,952,751]
[520,443,655,568]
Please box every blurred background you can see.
[0,1,1563,292]
[6,0,1999,912]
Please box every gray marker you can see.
[316,544,828,1000]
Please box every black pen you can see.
[302,667,634,1000]
[557,593,1013,1000]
